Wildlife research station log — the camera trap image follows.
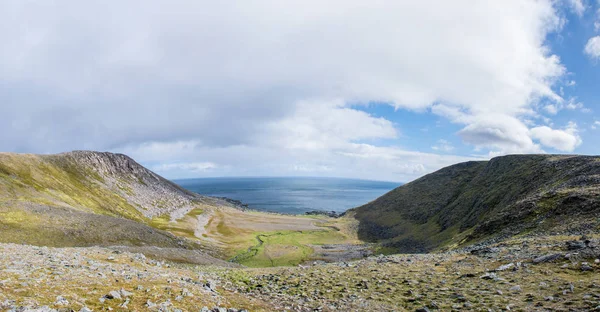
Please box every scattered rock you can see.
[495,263,515,272]
[509,285,522,293]
[205,279,218,292]
[470,247,500,256]
[533,253,562,264]
[104,291,122,300]
[480,272,498,280]
[54,296,69,306]
[581,262,593,271]
[120,288,133,297]
[566,240,587,250]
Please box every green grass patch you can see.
[231,229,347,267]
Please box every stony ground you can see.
[1,234,599,311]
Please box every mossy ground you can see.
[3,235,598,311]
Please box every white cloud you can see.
[266,99,397,150]
[153,162,218,173]
[529,122,582,152]
[544,97,585,114]
[544,104,560,115]
[123,141,479,182]
[0,0,582,181]
[567,0,586,16]
[584,36,600,60]
[431,140,455,152]
[455,114,543,154]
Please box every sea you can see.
[174,177,400,215]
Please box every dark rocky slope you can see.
[352,154,600,253]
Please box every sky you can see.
[1,0,600,182]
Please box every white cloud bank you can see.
[0,0,584,181]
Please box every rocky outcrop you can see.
[47,151,204,218]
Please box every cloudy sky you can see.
[1,0,600,182]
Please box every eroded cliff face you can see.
[352,154,600,253]
[50,151,203,219]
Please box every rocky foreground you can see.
[1,234,600,312]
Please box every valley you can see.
[0,151,599,311]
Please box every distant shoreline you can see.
[213,195,344,218]
[174,176,399,215]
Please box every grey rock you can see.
[509,285,522,293]
[566,240,587,250]
[480,272,498,280]
[54,296,69,306]
[582,263,593,271]
[181,288,193,297]
[495,263,515,272]
[205,279,218,292]
[533,253,562,264]
[119,288,133,297]
[104,290,121,300]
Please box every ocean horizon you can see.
[174,176,400,215]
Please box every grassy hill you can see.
[352,154,600,253]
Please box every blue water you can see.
[174,177,400,214]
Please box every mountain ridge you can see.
[352,154,600,253]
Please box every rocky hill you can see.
[352,154,600,253]
[0,151,228,263]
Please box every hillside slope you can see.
[0,151,203,220]
[0,151,227,260]
[352,154,600,252]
